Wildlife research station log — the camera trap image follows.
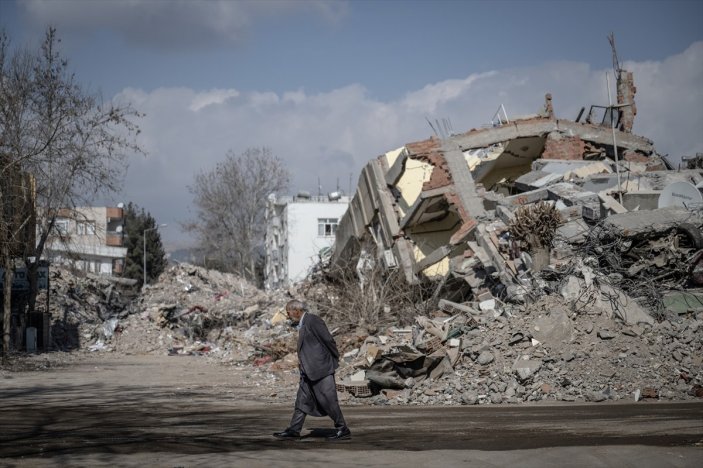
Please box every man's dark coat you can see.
[297,313,339,381]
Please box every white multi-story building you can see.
[264,192,350,290]
[43,205,128,276]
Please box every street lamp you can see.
[143,224,167,287]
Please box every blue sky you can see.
[2,0,702,248]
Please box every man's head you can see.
[285,299,306,325]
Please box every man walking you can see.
[273,300,351,441]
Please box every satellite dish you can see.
[658,181,703,208]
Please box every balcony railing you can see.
[106,207,124,220]
[106,233,124,247]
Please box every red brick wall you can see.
[541,134,586,160]
[617,71,637,133]
[405,137,453,190]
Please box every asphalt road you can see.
[1,354,702,467]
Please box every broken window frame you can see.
[586,105,622,129]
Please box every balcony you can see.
[106,207,124,220]
[106,233,124,247]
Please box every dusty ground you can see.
[1,352,702,467]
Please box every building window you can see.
[77,221,96,235]
[53,219,69,235]
[318,218,338,237]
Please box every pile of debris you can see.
[39,268,137,351]
[29,258,703,406]
[314,289,703,405]
[105,263,293,358]
[275,70,703,405]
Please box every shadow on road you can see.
[2,377,702,458]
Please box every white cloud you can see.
[624,42,703,162]
[20,0,348,49]
[189,89,240,112]
[111,42,703,248]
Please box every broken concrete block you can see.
[597,330,616,340]
[585,390,607,402]
[477,351,495,365]
[515,170,563,192]
[597,284,655,326]
[564,161,613,180]
[598,191,628,215]
[496,204,515,225]
[546,183,602,220]
[512,357,542,382]
[499,187,550,207]
[601,207,703,239]
[560,276,582,302]
[429,352,453,380]
[555,219,590,244]
[532,307,573,347]
[461,391,478,405]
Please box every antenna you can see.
[426,117,439,138]
[606,72,623,204]
[317,176,322,196]
[608,32,622,80]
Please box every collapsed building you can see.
[330,70,702,313]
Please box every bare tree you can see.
[302,242,434,331]
[0,28,142,358]
[187,147,289,281]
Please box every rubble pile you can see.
[40,268,137,350]
[107,264,293,359]
[323,289,703,406]
[299,205,703,405]
[28,258,703,407]
[294,73,703,404]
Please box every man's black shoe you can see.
[326,427,351,441]
[273,429,300,439]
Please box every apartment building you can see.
[264,192,349,290]
[44,205,128,276]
